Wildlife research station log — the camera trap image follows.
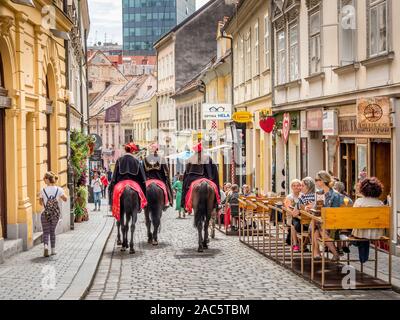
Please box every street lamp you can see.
[10,0,35,7]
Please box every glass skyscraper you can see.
[122,0,196,56]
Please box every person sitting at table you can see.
[284,179,302,246]
[291,177,316,253]
[242,184,255,197]
[228,184,240,232]
[313,171,341,262]
[352,177,386,263]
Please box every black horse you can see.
[116,186,140,254]
[192,181,216,253]
[144,182,164,246]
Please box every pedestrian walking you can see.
[91,172,102,211]
[173,175,184,218]
[107,168,113,182]
[100,173,109,199]
[39,172,67,257]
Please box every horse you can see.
[116,186,140,254]
[191,181,217,253]
[144,182,164,246]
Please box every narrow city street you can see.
[86,208,400,300]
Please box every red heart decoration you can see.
[259,117,275,133]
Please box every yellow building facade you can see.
[225,0,272,194]
[0,0,71,251]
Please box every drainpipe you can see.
[270,0,276,194]
[65,37,75,231]
[220,29,235,184]
[78,0,85,132]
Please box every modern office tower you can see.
[122,0,196,56]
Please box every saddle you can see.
[184,178,221,213]
[112,180,148,221]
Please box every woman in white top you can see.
[39,172,67,257]
[352,177,386,240]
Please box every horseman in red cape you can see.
[143,143,173,211]
[109,142,147,220]
[181,142,221,214]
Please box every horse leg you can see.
[152,210,161,246]
[129,213,137,254]
[203,217,210,249]
[144,209,152,244]
[116,221,122,246]
[197,220,204,253]
[120,214,127,251]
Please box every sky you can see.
[88,0,211,47]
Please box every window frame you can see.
[368,0,389,58]
[254,20,260,77]
[264,14,271,71]
[308,8,322,75]
[289,22,299,81]
[276,28,287,85]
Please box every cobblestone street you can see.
[86,208,400,300]
[0,203,114,300]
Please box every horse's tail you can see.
[122,186,139,214]
[194,182,210,228]
[146,183,164,212]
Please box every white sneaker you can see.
[51,248,57,256]
[44,245,49,257]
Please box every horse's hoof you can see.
[147,238,152,244]
[198,247,203,253]
[152,240,158,246]
[117,240,122,246]
[129,248,135,254]
[121,247,126,252]
[203,243,208,249]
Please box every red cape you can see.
[112,180,147,221]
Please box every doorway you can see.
[370,140,391,201]
[340,141,356,198]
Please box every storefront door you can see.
[340,141,356,198]
[371,140,391,201]
[0,109,6,238]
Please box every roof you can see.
[89,83,126,117]
[153,0,219,49]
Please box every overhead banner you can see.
[105,101,122,123]
[202,103,232,120]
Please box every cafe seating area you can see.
[237,196,392,290]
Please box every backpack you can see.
[43,188,61,222]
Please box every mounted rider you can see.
[109,142,147,216]
[143,143,173,210]
[181,142,220,212]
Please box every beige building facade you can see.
[270,0,400,249]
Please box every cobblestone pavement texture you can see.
[0,201,113,300]
[86,208,400,300]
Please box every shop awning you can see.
[165,151,194,160]
[205,144,231,152]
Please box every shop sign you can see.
[306,109,323,131]
[282,113,291,144]
[357,97,392,130]
[339,116,391,138]
[274,112,300,130]
[232,111,253,123]
[323,110,338,136]
[202,103,232,120]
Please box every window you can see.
[277,30,286,84]
[264,14,270,70]
[245,30,251,81]
[254,21,260,76]
[339,0,356,65]
[289,23,299,81]
[369,0,388,57]
[234,42,238,86]
[239,38,244,84]
[309,10,321,74]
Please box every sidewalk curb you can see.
[59,216,115,300]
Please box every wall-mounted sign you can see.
[90,134,103,151]
[339,116,391,138]
[282,113,291,144]
[357,97,392,130]
[306,109,323,131]
[232,111,253,123]
[323,110,338,136]
[202,103,232,120]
